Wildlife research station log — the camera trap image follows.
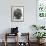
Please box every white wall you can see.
[0,0,37,42]
[0,0,36,35]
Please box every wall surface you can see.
[0,0,37,42]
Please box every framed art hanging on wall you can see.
[11,6,24,22]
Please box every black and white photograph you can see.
[11,6,24,22]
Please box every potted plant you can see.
[33,32,46,43]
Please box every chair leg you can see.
[4,41,7,46]
[4,33,7,46]
[16,34,18,46]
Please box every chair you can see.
[4,33,18,46]
[4,27,19,46]
[18,33,30,46]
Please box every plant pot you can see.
[37,39,40,43]
[37,39,45,44]
[40,39,45,43]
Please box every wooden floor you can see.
[0,42,46,46]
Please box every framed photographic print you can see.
[11,6,24,22]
